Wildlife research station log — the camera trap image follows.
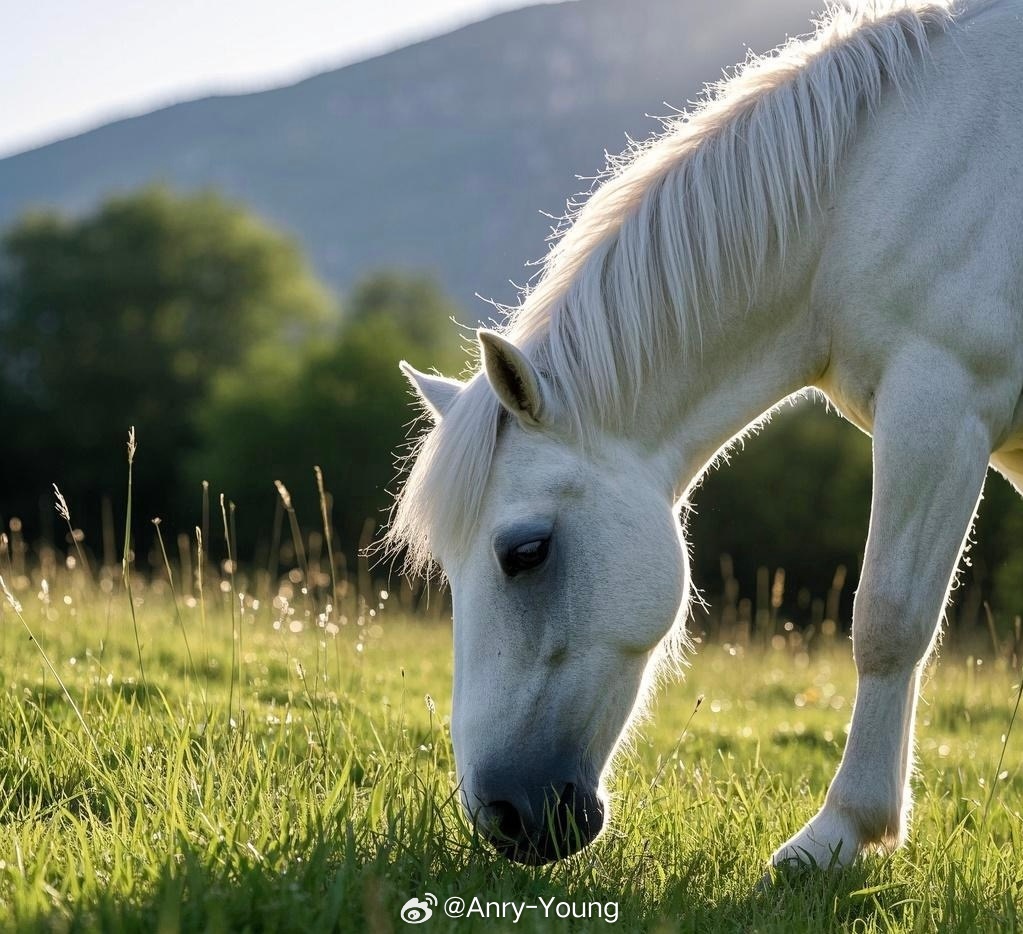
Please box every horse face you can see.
[445,426,688,863]
[400,332,689,863]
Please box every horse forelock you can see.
[387,374,503,577]
[386,0,964,576]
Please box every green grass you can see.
[1,566,1022,933]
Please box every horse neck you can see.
[634,228,828,499]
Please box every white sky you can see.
[2,0,556,159]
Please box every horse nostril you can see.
[488,800,525,841]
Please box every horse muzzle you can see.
[469,775,605,864]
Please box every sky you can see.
[2,0,556,159]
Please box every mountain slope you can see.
[0,0,816,312]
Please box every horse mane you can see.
[387,0,962,576]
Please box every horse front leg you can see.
[771,362,991,868]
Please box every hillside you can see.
[0,0,816,312]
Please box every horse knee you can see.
[852,588,936,675]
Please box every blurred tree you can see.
[189,272,468,559]
[688,398,1023,629]
[984,476,1023,624]
[0,187,333,540]
[346,272,466,353]
[687,398,872,622]
[0,187,334,541]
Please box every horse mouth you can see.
[483,784,605,864]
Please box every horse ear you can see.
[399,361,462,423]
[478,329,545,427]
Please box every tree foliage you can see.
[189,272,468,555]
[0,187,334,536]
[688,399,872,618]
[688,399,1023,626]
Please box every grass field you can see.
[1,559,1023,933]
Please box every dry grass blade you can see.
[315,466,339,624]
[53,483,92,576]
[121,426,147,697]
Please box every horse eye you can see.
[501,537,550,576]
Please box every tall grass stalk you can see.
[121,427,147,697]
[274,481,311,607]
[315,468,346,692]
[195,525,210,699]
[52,483,90,577]
[646,693,704,795]
[152,517,204,710]
[220,494,239,728]
[982,660,1023,826]
[314,466,339,624]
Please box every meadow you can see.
[1,543,1023,934]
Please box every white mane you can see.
[388,0,962,575]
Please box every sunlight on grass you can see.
[0,551,1021,932]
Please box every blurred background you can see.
[2,0,1022,633]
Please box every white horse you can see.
[390,0,1023,868]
